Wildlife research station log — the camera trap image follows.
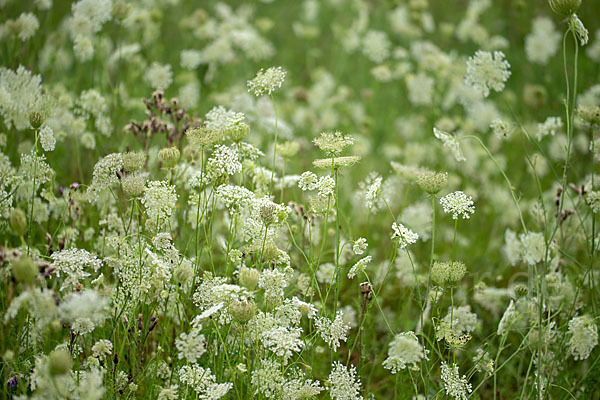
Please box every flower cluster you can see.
[440,191,475,220]
[465,50,511,97]
[247,66,287,96]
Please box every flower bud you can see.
[186,126,220,147]
[239,267,259,290]
[548,0,581,15]
[262,243,280,262]
[416,171,448,195]
[174,263,194,284]
[121,172,146,197]
[229,299,256,324]
[112,0,132,20]
[514,284,529,298]
[159,147,180,169]
[3,350,14,362]
[9,208,27,236]
[48,349,72,376]
[29,111,44,129]
[259,203,278,226]
[122,151,146,172]
[225,123,250,142]
[431,260,467,286]
[12,256,38,284]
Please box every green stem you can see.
[27,129,39,255]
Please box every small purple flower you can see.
[8,375,18,389]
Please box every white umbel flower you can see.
[247,66,286,96]
[39,125,56,151]
[15,12,40,41]
[383,331,429,373]
[465,50,511,97]
[208,145,242,178]
[441,362,472,400]
[536,116,563,140]
[391,222,419,248]
[352,238,368,255]
[175,329,206,364]
[262,326,304,361]
[525,17,561,65]
[51,248,102,291]
[328,362,362,400]
[59,290,109,334]
[179,365,232,398]
[364,175,383,210]
[348,256,372,279]
[87,153,123,203]
[145,62,173,90]
[315,311,350,351]
[142,181,178,228]
[298,171,318,191]
[568,315,598,360]
[0,65,42,130]
[440,191,475,220]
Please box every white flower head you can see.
[348,256,372,279]
[391,222,419,248]
[328,362,362,400]
[39,125,56,151]
[145,62,173,90]
[465,50,511,97]
[383,331,429,373]
[315,311,350,351]
[441,362,472,400]
[568,315,598,360]
[352,238,368,255]
[247,66,286,96]
[440,191,475,220]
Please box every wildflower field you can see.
[2,0,600,398]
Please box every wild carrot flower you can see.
[348,256,372,279]
[327,362,362,400]
[352,238,368,255]
[568,315,598,360]
[440,191,475,220]
[441,362,472,400]
[383,331,428,373]
[391,222,419,248]
[315,311,350,351]
[247,66,286,96]
[465,51,511,97]
[313,131,354,155]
